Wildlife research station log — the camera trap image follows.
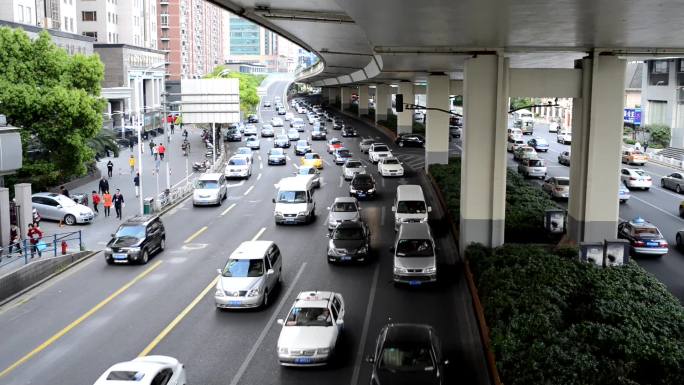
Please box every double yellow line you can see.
[0,260,163,379]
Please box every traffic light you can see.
[395,94,404,112]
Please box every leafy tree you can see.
[204,66,265,115]
[87,129,120,159]
[509,97,534,111]
[645,124,671,148]
[0,27,105,185]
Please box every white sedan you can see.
[277,291,345,366]
[557,131,572,144]
[93,356,186,385]
[368,143,393,164]
[225,155,252,179]
[271,117,284,127]
[377,157,405,177]
[287,129,300,141]
[343,159,367,180]
[284,112,294,121]
[621,168,652,190]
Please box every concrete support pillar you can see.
[14,183,32,238]
[397,81,414,134]
[340,87,351,111]
[460,55,509,254]
[328,88,337,106]
[0,187,9,247]
[425,74,450,166]
[358,85,369,116]
[375,84,391,123]
[568,56,626,242]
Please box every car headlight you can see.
[368,188,376,193]
[128,247,141,252]
[105,247,112,253]
[425,266,437,274]
[298,211,308,216]
[350,188,357,193]
[317,347,331,355]
[274,211,282,216]
[394,266,408,274]
[420,217,428,223]
[215,289,225,297]
[278,347,288,354]
[246,288,260,297]
[358,246,368,254]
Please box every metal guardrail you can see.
[647,153,684,169]
[0,230,83,271]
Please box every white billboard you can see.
[180,79,240,124]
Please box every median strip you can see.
[0,260,163,379]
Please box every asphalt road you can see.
[508,123,684,302]
[0,76,489,385]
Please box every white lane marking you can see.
[629,195,682,221]
[229,263,307,385]
[244,186,254,196]
[323,159,332,166]
[381,177,386,188]
[259,162,263,170]
[339,176,344,188]
[251,227,266,241]
[227,181,245,188]
[257,173,262,181]
[381,206,386,226]
[350,263,380,385]
[292,163,299,170]
[220,203,236,216]
[286,156,291,161]
[258,155,262,161]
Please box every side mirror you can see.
[267,268,275,275]
[336,319,344,326]
[391,206,396,212]
[427,206,432,213]
[327,207,331,210]
[365,355,375,364]
[57,205,63,209]
[110,233,115,238]
[216,268,222,275]
[272,198,276,203]
[277,319,284,325]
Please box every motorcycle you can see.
[192,160,210,172]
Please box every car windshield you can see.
[221,258,264,277]
[297,168,315,176]
[346,161,362,168]
[634,170,647,177]
[115,225,145,239]
[383,159,400,165]
[297,140,308,146]
[332,202,357,212]
[333,227,364,240]
[396,239,434,257]
[330,140,341,145]
[277,191,307,203]
[285,306,332,327]
[196,180,219,189]
[555,179,570,186]
[229,158,247,166]
[270,149,284,156]
[535,138,548,144]
[276,136,288,141]
[379,346,435,372]
[289,130,298,134]
[305,154,320,159]
[353,175,373,185]
[397,201,427,214]
[362,139,374,145]
[237,148,251,155]
[337,150,351,157]
[55,197,76,207]
[247,137,257,142]
[374,145,390,152]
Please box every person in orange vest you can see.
[103,191,113,218]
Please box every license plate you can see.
[285,219,295,224]
[340,256,352,261]
[228,300,241,306]
[646,242,659,247]
[113,253,127,260]
[294,357,313,364]
[358,193,365,197]
[409,280,421,286]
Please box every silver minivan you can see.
[193,173,227,206]
[392,223,437,286]
[214,241,283,309]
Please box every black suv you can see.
[341,126,358,137]
[395,134,425,148]
[105,215,166,265]
[224,128,242,142]
[350,174,376,199]
[333,120,345,130]
[247,114,259,123]
[327,221,371,263]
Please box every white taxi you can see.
[277,291,345,366]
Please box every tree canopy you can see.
[0,27,105,187]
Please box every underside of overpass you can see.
[211,0,684,250]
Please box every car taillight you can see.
[555,187,564,191]
[629,177,637,181]
[661,241,668,247]
[646,177,652,181]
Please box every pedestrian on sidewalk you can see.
[103,191,112,217]
[158,143,166,160]
[7,224,22,258]
[643,141,649,153]
[183,128,188,140]
[153,144,158,160]
[149,140,155,156]
[32,208,41,227]
[170,123,175,135]
[60,185,70,198]
[91,190,101,214]
[106,160,114,178]
[129,155,136,175]
[134,172,140,197]
[113,189,125,219]
[27,223,43,258]
[98,177,110,195]
[128,138,134,151]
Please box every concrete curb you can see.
[0,250,99,306]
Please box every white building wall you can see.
[60,0,77,33]
[0,0,37,26]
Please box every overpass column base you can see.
[358,85,369,117]
[340,87,351,111]
[397,81,414,135]
[425,74,450,169]
[459,55,509,255]
[568,56,626,243]
[375,84,391,125]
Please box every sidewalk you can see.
[4,126,209,270]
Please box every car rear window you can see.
[229,158,247,165]
[374,145,389,152]
[106,371,145,381]
[529,159,544,167]
[556,179,569,186]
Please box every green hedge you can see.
[429,159,560,243]
[467,244,684,385]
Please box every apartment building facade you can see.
[641,59,684,148]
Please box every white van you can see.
[273,177,316,224]
[392,185,431,231]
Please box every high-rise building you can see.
[77,0,156,48]
[158,0,224,80]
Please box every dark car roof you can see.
[122,214,160,226]
[384,323,433,346]
[352,174,373,182]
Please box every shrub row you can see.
[467,243,684,385]
[429,158,560,243]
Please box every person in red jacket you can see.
[158,143,166,160]
[27,223,43,258]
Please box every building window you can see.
[160,14,168,26]
[652,60,669,74]
[82,11,97,22]
[82,31,97,39]
[64,16,68,28]
[26,7,31,24]
[17,5,24,22]
[649,61,669,86]
[647,100,667,125]
[108,12,111,22]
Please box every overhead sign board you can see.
[180,79,240,124]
